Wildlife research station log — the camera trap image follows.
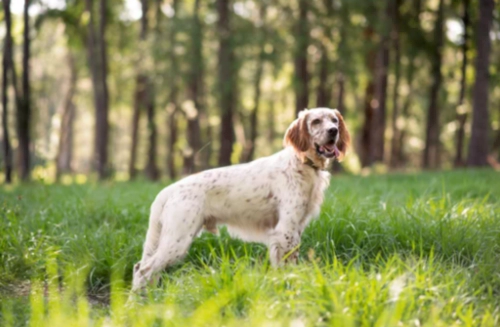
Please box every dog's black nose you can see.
[328,127,338,137]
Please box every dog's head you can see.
[284,108,350,164]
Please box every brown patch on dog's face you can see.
[284,108,350,162]
[283,110,310,152]
[334,109,350,161]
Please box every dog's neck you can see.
[300,149,330,171]
[303,157,324,171]
[285,146,331,171]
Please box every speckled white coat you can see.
[132,108,350,291]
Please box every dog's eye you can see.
[332,118,338,124]
[312,119,321,125]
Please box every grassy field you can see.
[0,170,499,326]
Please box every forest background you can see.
[1,0,499,183]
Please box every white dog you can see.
[132,107,350,291]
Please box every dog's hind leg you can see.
[132,204,203,291]
[132,200,164,280]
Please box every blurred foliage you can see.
[1,0,500,181]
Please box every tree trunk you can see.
[336,75,345,112]
[183,113,201,175]
[466,0,493,167]
[129,74,143,179]
[396,55,416,166]
[316,45,330,108]
[396,0,420,166]
[267,67,278,150]
[361,81,375,168]
[140,0,159,181]
[217,0,236,167]
[371,0,392,165]
[360,27,376,168]
[423,0,444,169]
[371,46,389,164]
[2,0,13,184]
[242,57,263,163]
[56,52,77,181]
[85,0,110,180]
[96,0,110,179]
[129,0,149,179]
[166,0,180,179]
[183,0,204,174]
[242,2,267,163]
[389,0,402,168]
[16,0,32,181]
[453,0,470,168]
[191,0,211,170]
[294,0,309,115]
[493,107,500,159]
[167,107,178,180]
[144,89,159,180]
[335,3,348,114]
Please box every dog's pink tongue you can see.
[320,143,340,157]
[322,143,335,152]
[334,146,340,158]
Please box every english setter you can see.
[132,107,350,291]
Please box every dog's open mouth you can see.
[315,140,339,159]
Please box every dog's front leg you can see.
[268,207,306,266]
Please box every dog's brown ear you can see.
[284,110,310,152]
[335,110,350,161]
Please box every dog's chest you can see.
[303,170,330,221]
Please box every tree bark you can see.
[335,2,348,114]
[336,75,345,112]
[16,0,32,181]
[396,55,416,166]
[242,57,263,163]
[389,0,402,168]
[395,0,420,166]
[96,0,110,179]
[360,27,376,168]
[493,107,500,158]
[422,0,444,169]
[2,0,13,184]
[423,0,444,169]
[167,107,178,180]
[371,0,392,164]
[144,88,159,181]
[242,2,267,163]
[453,0,470,168]
[294,0,309,115]
[183,0,204,174]
[129,0,149,179]
[85,0,110,180]
[467,0,493,167]
[167,0,180,179]
[361,82,375,168]
[56,52,77,181]
[191,0,211,170]
[316,44,331,108]
[129,74,143,179]
[217,0,236,167]
[267,67,278,150]
[141,0,159,181]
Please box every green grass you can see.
[0,170,499,326]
